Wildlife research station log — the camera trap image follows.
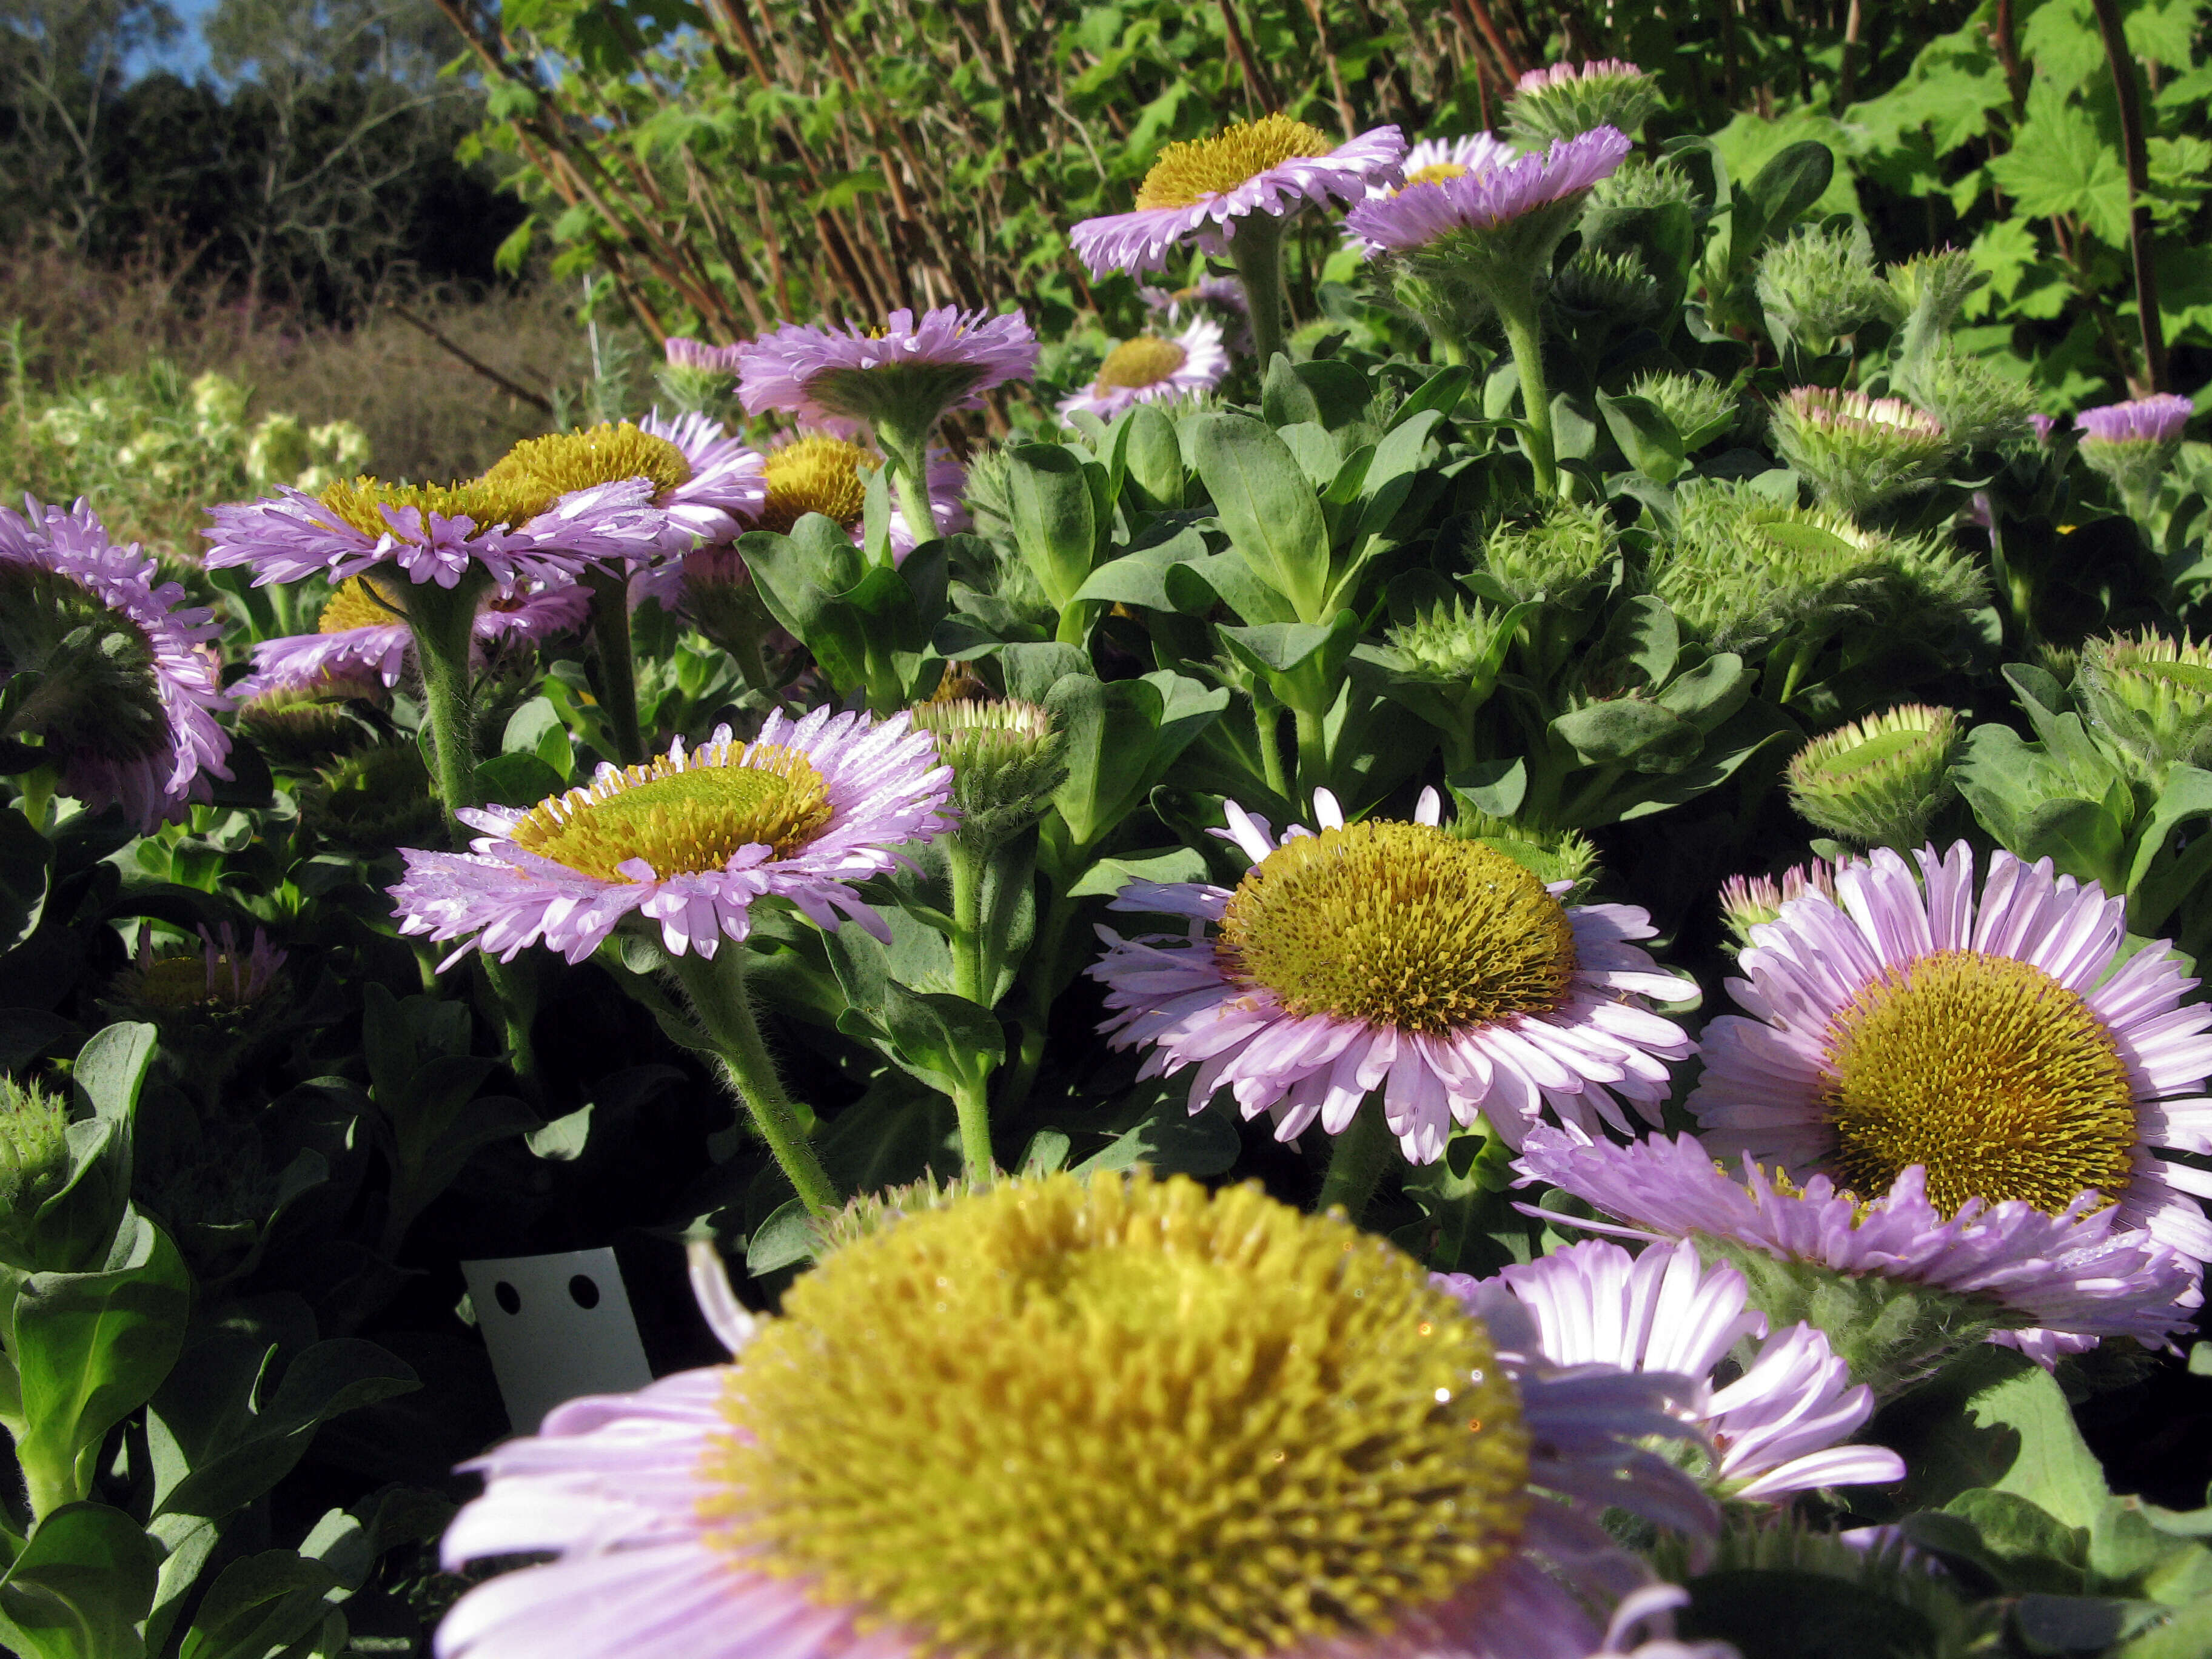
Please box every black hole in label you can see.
[568,1274,601,1309]
[494,1281,521,1316]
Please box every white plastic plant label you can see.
[461,1247,654,1433]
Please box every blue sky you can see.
[127,0,218,78]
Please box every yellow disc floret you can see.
[317,577,404,634]
[1218,822,1577,1034]
[318,475,557,540]
[758,435,876,533]
[486,421,693,499]
[1094,337,1190,390]
[1134,114,1336,211]
[707,1173,1530,1659]
[1403,163,1472,189]
[508,740,832,881]
[1823,950,2139,1215]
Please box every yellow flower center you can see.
[484,422,693,499]
[1823,950,2139,1216]
[1134,114,1336,211]
[1403,162,1471,189]
[508,742,833,881]
[317,577,404,634]
[706,1173,1529,1659]
[758,436,876,534]
[1094,336,1190,391]
[1217,822,1577,1034]
[317,475,556,540]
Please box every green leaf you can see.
[1066,846,1212,900]
[823,924,1002,1099]
[1680,1567,1937,1659]
[11,1210,190,1517]
[1115,402,1184,509]
[1190,414,1333,623]
[1946,1488,2087,1592]
[1261,354,1320,429]
[0,806,53,952]
[1986,80,2133,246]
[1073,1099,1241,1177]
[0,1502,160,1659]
[1550,700,1703,771]
[2117,1598,2212,1658]
[1597,392,1686,484]
[745,1198,816,1275]
[176,1549,342,1659]
[1003,443,1101,611]
[1216,612,1361,719]
[471,752,565,809]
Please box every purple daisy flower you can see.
[203,475,661,593]
[663,336,745,374]
[1058,317,1229,424]
[437,1175,1716,1659]
[0,496,232,830]
[1691,841,2212,1264]
[1448,1237,1905,1502]
[1343,126,1632,256]
[638,411,768,548]
[389,705,951,968]
[2076,393,2194,445]
[736,306,1036,431]
[1086,788,1696,1164]
[1513,1125,2203,1353]
[1070,115,1406,277]
[232,579,589,700]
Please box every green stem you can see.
[1315,1101,1393,1222]
[1293,705,1329,802]
[668,946,842,1217]
[873,411,941,560]
[1495,291,1557,498]
[1230,212,1290,372]
[1255,703,1290,804]
[952,1074,996,1182]
[948,839,988,1005]
[999,885,1078,1115]
[16,766,53,831]
[584,569,646,766]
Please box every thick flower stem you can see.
[1230,212,1292,373]
[947,840,1003,1178]
[1293,706,1330,801]
[584,569,646,767]
[1316,1101,1395,1222]
[872,411,941,558]
[1495,291,1558,498]
[669,945,842,1218]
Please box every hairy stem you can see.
[1495,291,1557,497]
[1315,1100,1394,1222]
[1230,211,1291,373]
[584,568,646,766]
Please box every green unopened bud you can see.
[190,371,249,431]
[307,740,444,848]
[679,548,779,663]
[1786,703,1961,848]
[1771,386,1956,518]
[657,362,734,418]
[1589,156,1697,211]
[1885,248,1986,361]
[1552,246,1664,326]
[1893,346,2037,451]
[0,1076,71,1239]
[1445,807,1600,898]
[0,566,169,774]
[910,692,1067,850]
[1381,597,1510,684]
[247,414,315,490]
[1717,859,1841,953]
[238,687,379,766]
[1481,498,1619,605]
[1755,226,1891,352]
[2035,640,2080,688]
[1629,370,1737,451]
[2077,630,2212,783]
[1505,59,1660,147]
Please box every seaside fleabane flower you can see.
[1691,842,2212,1264]
[1449,1237,1906,1503]
[487,414,766,552]
[1070,113,1406,278]
[1058,317,1228,424]
[1086,789,1695,1163]
[202,469,661,592]
[231,576,588,700]
[435,1172,1717,1659]
[2076,392,2193,516]
[0,496,231,830]
[1341,131,1517,256]
[1513,1124,2203,1387]
[387,705,951,967]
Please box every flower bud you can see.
[1755,226,1891,352]
[1481,498,1619,605]
[1506,59,1660,147]
[1770,386,1956,517]
[1717,859,1842,953]
[909,690,1067,851]
[1589,156,1697,211]
[0,1076,71,1247]
[1894,346,2037,451]
[113,923,288,1015]
[1552,246,1664,326]
[2076,629,2212,783]
[1629,370,1737,451]
[1786,703,1962,848]
[1381,597,1511,685]
[2076,394,2193,517]
[811,1169,997,1255]
[1444,807,1600,899]
[1885,248,1986,360]
[236,685,380,765]
[679,547,779,663]
[307,740,445,849]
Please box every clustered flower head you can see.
[1344,126,1632,266]
[1059,317,1229,424]
[0,495,232,830]
[1070,114,1406,276]
[1089,788,1697,1161]
[1769,386,1957,517]
[1506,59,1661,147]
[2076,628,2212,783]
[1718,859,1841,951]
[437,1171,1720,1659]
[389,706,953,967]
